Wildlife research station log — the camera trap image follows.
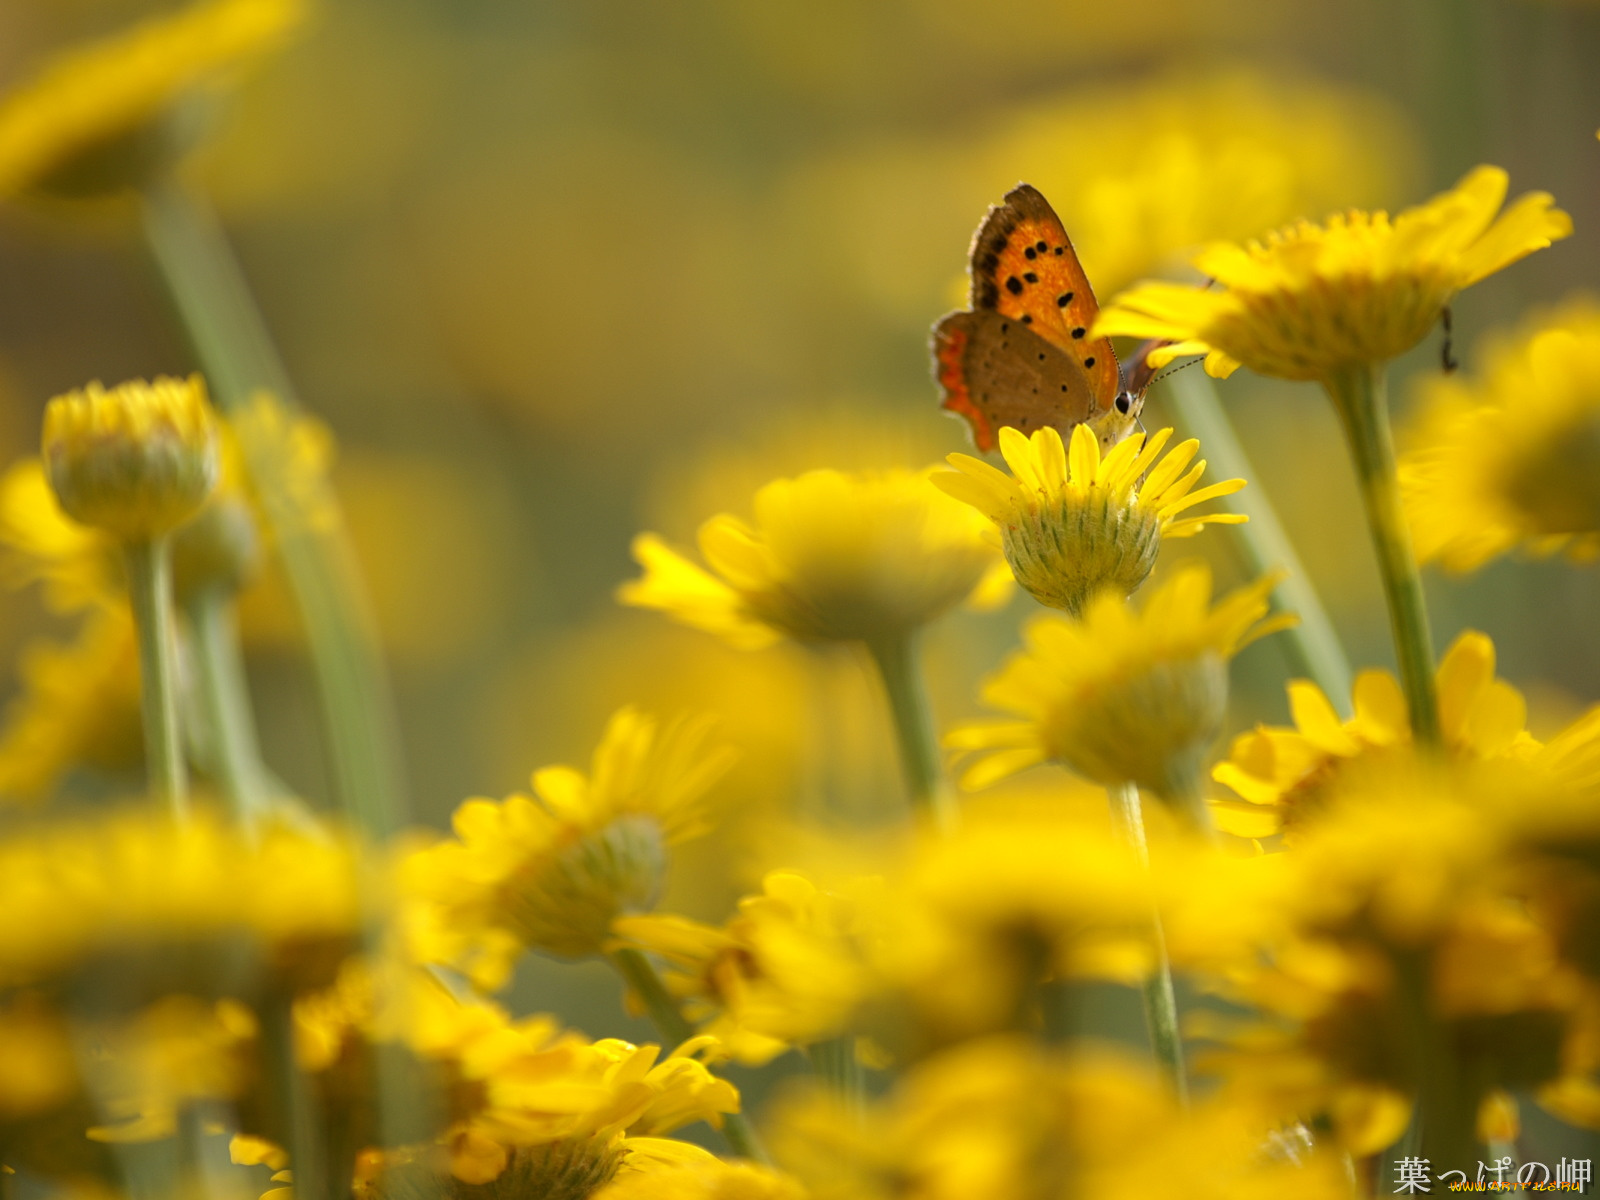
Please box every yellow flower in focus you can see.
[0,808,362,998]
[404,707,734,984]
[934,424,1246,614]
[620,468,1007,649]
[42,375,219,541]
[614,871,872,1065]
[1096,166,1572,382]
[0,0,306,199]
[0,607,143,803]
[769,1036,1349,1200]
[950,564,1291,808]
[1400,299,1600,571]
[1211,630,1537,839]
[594,1159,807,1200]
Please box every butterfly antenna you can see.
[1147,355,1206,389]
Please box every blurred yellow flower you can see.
[950,564,1291,808]
[621,468,1007,649]
[1096,166,1572,382]
[873,809,1155,1044]
[0,0,306,198]
[0,459,120,613]
[1194,778,1597,1158]
[0,607,143,802]
[789,69,1416,325]
[769,1035,1349,1200]
[1401,299,1600,571]
[84,995,259,1143]
[0,993,79,1124]
[1211,630,1538,838]
[404,707,734,984]
[614,871,871,1065]
[593,1158,807,1200]
[0,808,363,998]
[934,424,1245,614]
[42,375,219,542]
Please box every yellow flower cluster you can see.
[1,9,1598,1194]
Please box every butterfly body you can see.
[934,183,1151,453]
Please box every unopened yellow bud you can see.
[172,494,260,602]
[42,376,219,541]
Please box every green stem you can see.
[124,536,188,818]
[261,995,328,1200]
[805,1035,864,1114]
[609,948,771,1163]
[865,632,955,831]
[1107,782,1188,1105]
[1157,752,1219,845]
[186,589,268,828]
[1395,952,1483,1181]
[1324,365,1440,745]
[1160,369,1355,715]
[138,174,405,837]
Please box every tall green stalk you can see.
[1161,368,1355,715]
[124,536,188,818]
[608,948,771,1163]
[1323,365,1440,745]
[186,589,267,828]
[865,632,956,831]
[138,174,405,837]
[1106,782,1188,1105]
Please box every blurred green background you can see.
[0,0,1597,1066]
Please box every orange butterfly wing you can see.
[967,184,1121,408]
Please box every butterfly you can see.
[932,183,1157,454]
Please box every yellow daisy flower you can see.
[620,468,1007,649]
[613,871,872,1066]
[0,0,306,199]
[0,606,143,803]
[1211,630,1538,838]
[1095,165,1572,382]
[403,707,734,985]
[1400,299,1600,571]
[933,423,1246,614]
[949,563,1292,817]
